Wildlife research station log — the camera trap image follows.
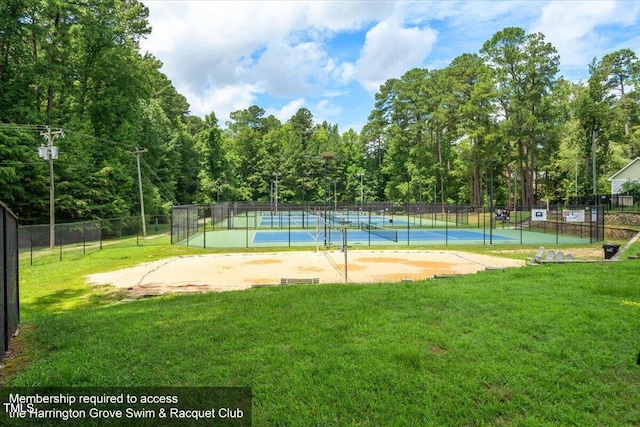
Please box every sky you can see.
[139,0,640,132]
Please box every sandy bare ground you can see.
[86,250,524,298]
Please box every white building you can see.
[608,157,640,194]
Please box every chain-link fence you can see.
[569,194,640,212]
[172,202,604,249]
[19,215,170,265]
[1,202,19,357]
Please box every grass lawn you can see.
[3,242,640,426]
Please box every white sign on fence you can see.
[531,209,547,221]
[563,209,585,222]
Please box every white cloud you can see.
[139,0,640,130]
[266,98,307,123]
[139,1,397,121]
[264,98,341,126]
[355,17,438,93]
[306,1,395,32]
[531,1,640,71]
[315,99,342,121]
[248,40,331,98]
[181,83,263,121]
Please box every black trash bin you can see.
[603,243,621,260]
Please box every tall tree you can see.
[481,27,560,207]
[601,49,639,137]
[574,57,618,198]
[446,53,498,205]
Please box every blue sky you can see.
[140,1,640,132]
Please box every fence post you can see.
[186,209,190,247]
[30,228,33,266]
[288,210,291,247]
[446,210,449,246]
[483,206,486,245]
[407,210,410,246]
[589,206,594,243]
[1,207,5,354]
[519,207,523,245]
[368,209,372,246]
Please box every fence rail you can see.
[19,215,170,264]
[1,202,19,357]
[569,194,640,212]
[172,202,605,249]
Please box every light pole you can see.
[273,172,281,214]
[270,180,273,212]
[575,160,578,198]
[333,179,339,212]
[38,126,63,249]
[489,159,494,246]
[322,152,335,246]
[358,172,364,211]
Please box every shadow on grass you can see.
[22,285,126,317]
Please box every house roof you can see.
[608,157,640,181]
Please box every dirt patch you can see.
[86,250,524,298]
[358,257,412,263]
[246,258,282,265]
[351,259,458,282]
[429,344,447,355]
[298,266,325,273]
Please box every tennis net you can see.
[360,221,398,242]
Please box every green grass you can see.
[5,242,640,426]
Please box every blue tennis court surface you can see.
[252,229,516,244]
[259,213,414,228]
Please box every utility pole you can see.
[131,147,148,236]
[592,129,597,205]
[38,126,63,249]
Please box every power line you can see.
[2,122,182,206]
[61,128,137,149]
[0,123,46,131]
[0,123,137,149]
[140,157,180,205]
[0,161,50,167]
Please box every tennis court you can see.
[252,229,516,244]
[179,227,591,248]
[257,212,443,228]
[174,203,602,249]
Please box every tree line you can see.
[1,1,639,225]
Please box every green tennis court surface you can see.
[179,227,591,248]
